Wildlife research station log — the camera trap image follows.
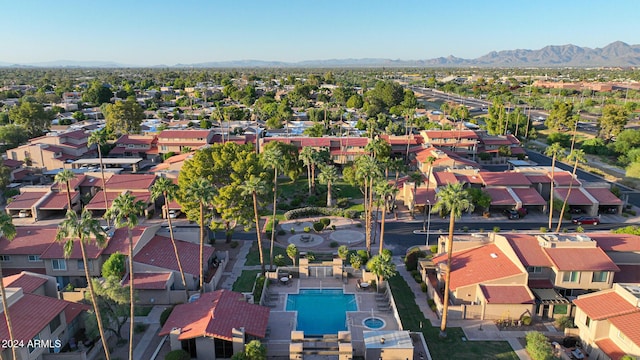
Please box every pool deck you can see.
[263,277,402,358]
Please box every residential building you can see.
[157,130,214,154]
[109,134,159,161]
[6,130,94,171]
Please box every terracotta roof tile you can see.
[123,272,171,290]
[433,172,459,186]
[608,312,640,347]
[159,290,270,341]
[584,188,623,205]
[553,188,594,206]
[3,159,23,168]
[594,338,626,360]
[485,188,517,206]
[38,191,80,210]
[573,290,638,320]
[424,130,479,140]
[5,191,48,210]
[526,174,552,183]
[159,130,212,139]
[512,187,546,205]
[104,174,156,190]
[587,233,640,252]
[63,302,91,325]
[51,175,86,192]
[40,238,104,259]
[480,285,534,304]
[2,273,47,293]
[481,172,531,186]
[85,190,150,210]
[433,244,525,290]
[0,293,72,342]
[553,172,581,186]
[134,235,214,276]
[543,247,619,271]
[102,227,145,256]
[0,226,57,255]
[79,175,104,188]
[504,234,553,267]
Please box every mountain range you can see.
[3,41,640,68]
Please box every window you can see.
[585,316,591,327]
[29,333,40,353]
[592,271,608,283]
[49,314,61,333]
[618,330,626,341]
[562,271,580,283]
[77,259,92,271]
[527,266,542,274]
[0,255,10,262]
[28,255,41,262]
[52,259,66,271]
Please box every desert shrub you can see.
[329,241,338,248]
[522,316,532,326]
[539,227,548,233]
[303,226,311,233]
[525,331,553,360]
[493,226,500,233]
[313,222,324,232]
[336,198,352,207]
[427,299,437,311]
[290,228,295,234]
[576,226,584,233]
[274,254,286,266]
[420,282,427,292]
[404,248,426,271]
[265,218,278,232]
[320,218,331,226]
[430,245,438,254]
[284,206,344,220]
[160,306,175,327]
[414,274,422,283]
[462,226,469,232]
[165,350,191,360]
[330,224,336,230]
[554,316,575,330]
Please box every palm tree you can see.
[261,146,285,270]
[375,181,396,255]
[104,193,146,360]
[151,178,189,299]
[56,209,111,360]
[54,169,76,211]
[318,164,339,207]
[544,143,564,229]
[556,150,586,232]
[422,155,437,231]
[299,146,316,196]
[88,129,111,225]
[432,182,474,338]
[0,213,17,360]
[354,156,383,254]
[408,171,425,218]
[183,178,216,292]
[240,176,268,274]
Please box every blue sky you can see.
[2,0,638,66]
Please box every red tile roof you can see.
[3,273,47,293]
[553,188,594,206]
[480,285,534,304]
[134,235,214,276]
[552,172,581,186]
[159,130,212,140]
[584,188,623,205]
[543,247,619,271]
[40,237,104,260]
[38,191,80,210]
[159,290,270,341]
[79,175,104,188]
[485,188,517,206]
[525,174,552,183]
[63,301,91,325]
[104,174,156,190]
[527,279,554,288]
[102,227,146,256]
[587,233,640,252]
[608,311,640,347]
[504,234,553,267]
[413,189,436,206]
[594,338,626,360]
[433,172,459,186]
[51,175,86,191]
[574,290,638,320]
[85,190,150,210]
[60,129,88,140]
[0,226,58,255]
[424,130,479,140]
[123,272,171,290]
[115,134,157,146]
[433,244,525,290]
[3,159,23,168]
[512,187,546,205]
[0,293,76,342]
[480,172,531,186]
[5,191,48,210]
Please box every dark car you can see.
[503,209,520,220]
[571,216,600,225]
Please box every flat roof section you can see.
[73,158,143,165]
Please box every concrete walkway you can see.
[219,240,255,290]
[132,305,168,360]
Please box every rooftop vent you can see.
[490,253,498,259]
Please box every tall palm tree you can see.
[0,213,17,360]
[299,146,317,196]
[261,146,285,270]
[408,171,425,218]
[432,182,474,338]
[104,193,146,360]
[56,209,111,360]
[544,143,564,230]
[54,169,76,211]
[88,129,111,226]
[354,156,382,254]
[151,178,189,300]
[556,150,586,232]
[183,178,216,293]
[375,181,395,255]
[318,164,339,207]
[422,155,437,231]
[240,175,268,274]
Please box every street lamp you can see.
[426,200,432,247]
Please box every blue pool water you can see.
[286,289,357,336]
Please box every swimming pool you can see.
[286,289,357,336]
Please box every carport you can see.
[5,191,47,220]
[584,187,624,215]
[485,188,518,213]
[512,187,547,213]
[554,188,598,216]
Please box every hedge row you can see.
[283,207,359,220]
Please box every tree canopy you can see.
[103,97,144,135]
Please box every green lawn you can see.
[388,275,519,360]
[232,270,261,292]
[333,181,362,200]
[244,242,293,266]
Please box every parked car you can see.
[18,209,31,218]
[503,209,520,220]
[168,210,181,219]
[571,216,600,225]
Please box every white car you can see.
[18,210,31,218]
[168,210,181,219]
